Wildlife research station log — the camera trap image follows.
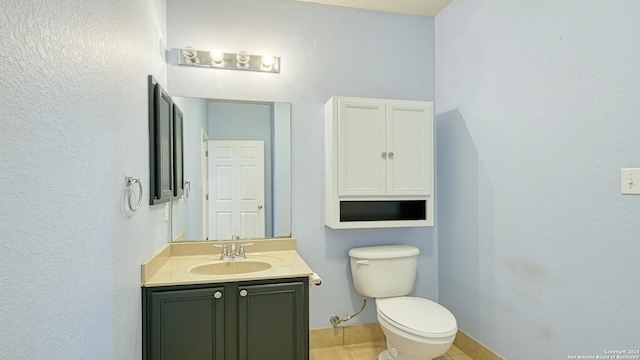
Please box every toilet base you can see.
[377,315,453,360]
[378,349,436,360]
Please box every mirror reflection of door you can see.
[208,140,265,240]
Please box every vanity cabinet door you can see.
[146,287,225,360]
[237,281,308,360]
[143,278,309,360]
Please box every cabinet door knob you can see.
[381,152,387,159]
[239,289,248,297]
[214,291,223,299]
[388,152,394,159]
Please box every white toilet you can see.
[348,245,457,360]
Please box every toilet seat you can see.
[376,297,457,338]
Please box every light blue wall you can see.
[167,0,437,328]
[0,0,168,358]
[435,0,640,358]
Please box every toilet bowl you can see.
[348,245,458,360]
[376,297,457,360]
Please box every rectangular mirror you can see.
[171,97,291,241]
[148,76,174,205]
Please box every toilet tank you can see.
[348,245,420,298]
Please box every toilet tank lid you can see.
[348,245,420,259]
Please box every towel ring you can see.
[184,181,191,198]
[127,177,142,211]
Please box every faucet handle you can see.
[213,244,227,252]
[239,243,254,257]
[213,244,229,259]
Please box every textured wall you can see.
[0,0,168,359]
[167,0,437,328]
[436,0,640,358]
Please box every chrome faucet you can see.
[213,242,254,260]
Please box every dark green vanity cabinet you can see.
[143,277,309,360]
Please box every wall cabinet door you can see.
[237,282,307,360]
[337,99,386,196]
[385,101,432,196]
[146,287,225,360]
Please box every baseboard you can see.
[454,329,503,360]
[310,323,385,349]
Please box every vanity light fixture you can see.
[175,46,280,73]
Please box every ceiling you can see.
[295,0,453,16]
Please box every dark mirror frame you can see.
[172,104,184,198]
[148,75,174,205]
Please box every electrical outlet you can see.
[621,168,640,195]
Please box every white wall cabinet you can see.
[325,96,434,228]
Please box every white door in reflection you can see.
[208,140,265,240]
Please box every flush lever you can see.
[356,260,370,265]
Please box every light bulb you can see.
[182,46,199,65]
[261,55,274,69]
[236,51,250,69]
[210,50,224,66]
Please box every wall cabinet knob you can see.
[382,152,387,159]
[388,152,394,159]
[239,289,248,297]
[214,291,223,299]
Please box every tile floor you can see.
[309,341,474,360]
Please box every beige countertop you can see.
[141,238,315,287]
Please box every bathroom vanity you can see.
[141,239,313,360]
